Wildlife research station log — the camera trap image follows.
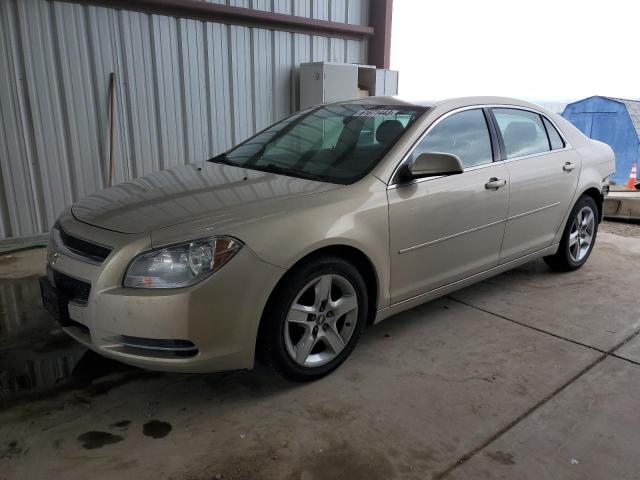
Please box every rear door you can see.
[491,108,581,263]
[388,108,509,303]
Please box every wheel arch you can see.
[554,185,604,245]
[255,244,380,361]
[581,186,604,222]
[268,244,379,322]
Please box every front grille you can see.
[58,227,111,263]
[50,268,91,305]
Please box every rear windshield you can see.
[211,104,426,184]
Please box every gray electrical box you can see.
[299,62,399,110]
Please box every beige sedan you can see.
[41,96,615,380]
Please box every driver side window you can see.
[411,109,493,169]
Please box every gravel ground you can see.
[601,220,640,238]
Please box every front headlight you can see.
[123,237,243,288]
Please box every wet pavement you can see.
[0,249,135,404]
[1,225,640,479]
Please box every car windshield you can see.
[210,103,426,184]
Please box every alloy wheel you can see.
[284,274,358,368]
[569,206,595,263]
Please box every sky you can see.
[390,0,639,106]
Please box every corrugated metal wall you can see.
[0,0,370,239]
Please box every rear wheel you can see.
[544,195,598,271]
[260,256,368,381]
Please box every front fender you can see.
[231,177,392,309]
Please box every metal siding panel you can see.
[347,0,368,26]
[291,32,311,110]
[108,7,134,185]
[18,0,75,227]
[85,7,116,189]
[345,39,362,63]
[85,5,131,186]
[179,18,209,163]
[251,0,272,12]
[229,25,254,143]
[273,30,292,120]
[0,114,12,237]
[151,14,185,169]
[313,0,329,20]
[119,10,160,177]
[330,0,346,23]
[0,1,42,236]
[229,0,251,8]
[293,0,311,17]
[273,0,292,15]
[346,0,369,63]
[205,22,233,156]
[51,2,103,198]
[252,28,273,131]
[0,0,370,239]
[312,36,329,61]
[330,37,345,63]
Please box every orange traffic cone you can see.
[626,163,638,189]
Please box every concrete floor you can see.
[1,222,640,480]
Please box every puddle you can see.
[0,274,88,403]
[0,275,53,342]
[143,420,172,439]
[77,431,124,450]
[0,271,131,403]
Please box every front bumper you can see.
[42,215,285,373]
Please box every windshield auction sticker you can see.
[353,109,399,117]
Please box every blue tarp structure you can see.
[562,96,640,185]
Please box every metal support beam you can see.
[368,0,393,69]
[55,0,374,40]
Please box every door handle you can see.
[563,162,576,172]
[485,178,507,190]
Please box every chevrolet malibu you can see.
[40,96,615,381]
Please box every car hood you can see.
[72,162,339,234]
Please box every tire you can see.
[259,256,368,381]
[544,195,599,271]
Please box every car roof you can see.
[342,95,551,112]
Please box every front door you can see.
[388,108,509,304]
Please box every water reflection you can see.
[0,268,89,402]
[0,249,154,405]
[0,273,51,339]
[0,331,86,401]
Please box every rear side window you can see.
[542,117,565,150]
[411,109,493,168]
[493,108,550,159]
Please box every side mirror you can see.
[404,152,464,180]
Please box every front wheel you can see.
[544,195,598,271]
[260,256,368,381]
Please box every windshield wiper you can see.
[259,163,325,182]
[210,155,325,182]
[208,152,238,167]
